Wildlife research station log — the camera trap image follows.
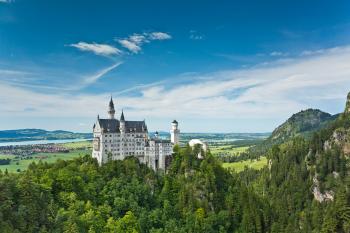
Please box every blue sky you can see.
[1,0,350,133]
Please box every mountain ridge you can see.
[269,108,339,143]
[0,128,92,142]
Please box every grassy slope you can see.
[0,149,91,173]
[210,145,250,156]
[222,156,267,172]
[57,140,92,149]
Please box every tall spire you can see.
[120,109,125,121]
[108,96,115,119]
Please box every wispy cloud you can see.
[0,0,13,3]
[0,61,123,92]
[2,45,350,124]
[117,39,142,54]
[69,42,121,56]
[82,62,122,85]
[116,31,171,53]
[269,51,289,57]
[189,30,204,40]
[148,32,171,40]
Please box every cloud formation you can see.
[70,42,121,56]
[269,51,289,57]
[117,39,142,54]
[148,32,172,40]
[2,45,350,127]
[0,44,350,119]
[117,32,171,54]
[189,30,204,40]
[82,62,123,86]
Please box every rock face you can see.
[312,177,334,203]
[324,126,350,156]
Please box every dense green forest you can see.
[0,106,350,232]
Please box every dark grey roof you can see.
[120,110,125,121]
[109,97,114,109]
[98,119,120,133]
[98,118,147,133]
[172,120,178,124]
[125,121,147,132]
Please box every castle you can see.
[92,97,180,170]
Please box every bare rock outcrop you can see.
[323,128,350,156]
[312,177,334,202]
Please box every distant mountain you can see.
[0,129,92,142]
[249,109,339,156]
[269,109,339,144]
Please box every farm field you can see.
[0,150,90,172]
[222,156,268,172]
[0,154,14,159]
[59,140,92,149]
[210,145,250,156]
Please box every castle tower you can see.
[170,120,180,144]
[120,110,125,132]
[119,110,126,158]
[108,96,115,119]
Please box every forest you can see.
[0,113,349,232]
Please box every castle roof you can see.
[97,118,147,133]
[120,110,125,121]
[109,96,114,109]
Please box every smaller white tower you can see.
[119,110,126,159]
[170,120,180,145]
[119,110,125,133]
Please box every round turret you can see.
[170,120,180,144]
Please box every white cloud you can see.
[2,45,350,132]
[83,62,123,85]
[148,32,172,40]
[300,47,342,56]
[116,31,171,53]
[129,34,147,44]
[270,51,288,56]
[189,30,204,40]
[190,35,204,40]
[117,39,142,54]
[70,42,121,56]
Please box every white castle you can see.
[92,97,180,170]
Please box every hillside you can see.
[0,94,349,232]
[249,109,338,156]
[0,129,92,142]
[269,108,338,143]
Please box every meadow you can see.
[0,141,92,173]
[210,145,250,156]
[222,156,268,172]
